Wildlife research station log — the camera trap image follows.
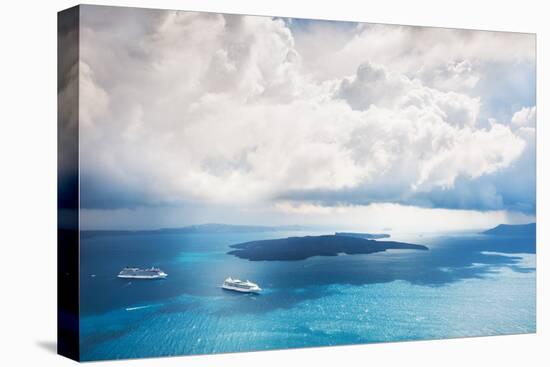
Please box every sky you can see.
[69,5,536,231]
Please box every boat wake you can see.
[126,305,153,311]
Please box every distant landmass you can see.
[228,235,428,261]
[81,223,310,238]
[481,223,536,236]
[159,223,309,233]
[335,232,390,239]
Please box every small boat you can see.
[117,267,168,279]
[222,277,262,293]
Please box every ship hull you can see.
[117,274,167,279]
[222,285,261,293]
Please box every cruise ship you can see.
[222,277,262,293]
[117,267,168,279]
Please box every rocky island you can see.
[481,223,536,236]
[228,234,428,261]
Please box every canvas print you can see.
[58,4,536,362]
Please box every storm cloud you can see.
[73,6,536,229]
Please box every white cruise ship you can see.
[222,277,262,293]
[117,267,168,279]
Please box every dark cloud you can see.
[276,165,536,215]
[80,173,169,209]
[58,6,79,211]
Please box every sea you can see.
[79,230,536,361]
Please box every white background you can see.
[0,0,547,366]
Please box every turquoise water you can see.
[79,231,535,360]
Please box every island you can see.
[227,235,428,261]
[335,232,390,239]
[481,223,536,236]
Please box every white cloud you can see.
[419,60,480,92]
[79,61,109,129]
[338,61,481,127]
[77,8,535,225]
[511,106,536,127]
[294,23,535,83]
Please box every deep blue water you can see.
[79,230,536,361]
